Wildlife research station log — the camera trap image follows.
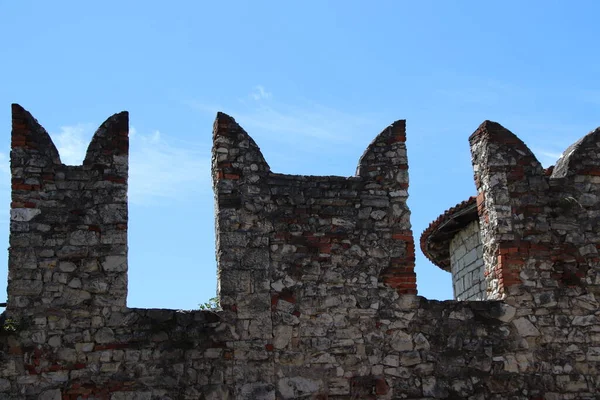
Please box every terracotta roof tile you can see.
[420,196,478,271]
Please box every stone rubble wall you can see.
[449,221,485,300]
[9,104,129,312]
[469,121,600,397]
[0,106,600,399]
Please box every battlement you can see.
[9,104,129,313]
[423,121,600,303]
[2,105,600,399]
[213,113,415,325]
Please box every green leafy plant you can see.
[2,318,19,333]
[199,297,220,310]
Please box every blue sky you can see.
[0,1,599,309]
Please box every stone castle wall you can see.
[1,104,600,399]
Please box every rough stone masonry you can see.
[1,103,600,399]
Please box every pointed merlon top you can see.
[214,111,239,128]
[479,120,502,129]
[11,103,62,164]
[216,111,235,122]
[12,103,42,126]
[379,119,406,137]
[12,104,128,167]
[552,127,600,179]
[469,120,520,143]
[356,119,407,178]
[213,112,240,139]
[12,103,28,116]
[469,119,540,156]
[82,110,129,165]
[212,111,271,172]
[472,120,504,133]
[371,119,406,142]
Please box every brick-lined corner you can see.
[357,120,416,295]
[468,120,600,298]
[468,120,548,299]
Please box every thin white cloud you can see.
[0,153,9,176]
[234,103,376,144]
[53,124,94,165]
[128,129,209,204]
[536,150,562,160]
[43,125,209,205]
[187,87,386,177]
[251,85,272,101]
[188,88,380,145]
[0,124,209,207]
[502,120,596,169]
[533,149,563,168]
